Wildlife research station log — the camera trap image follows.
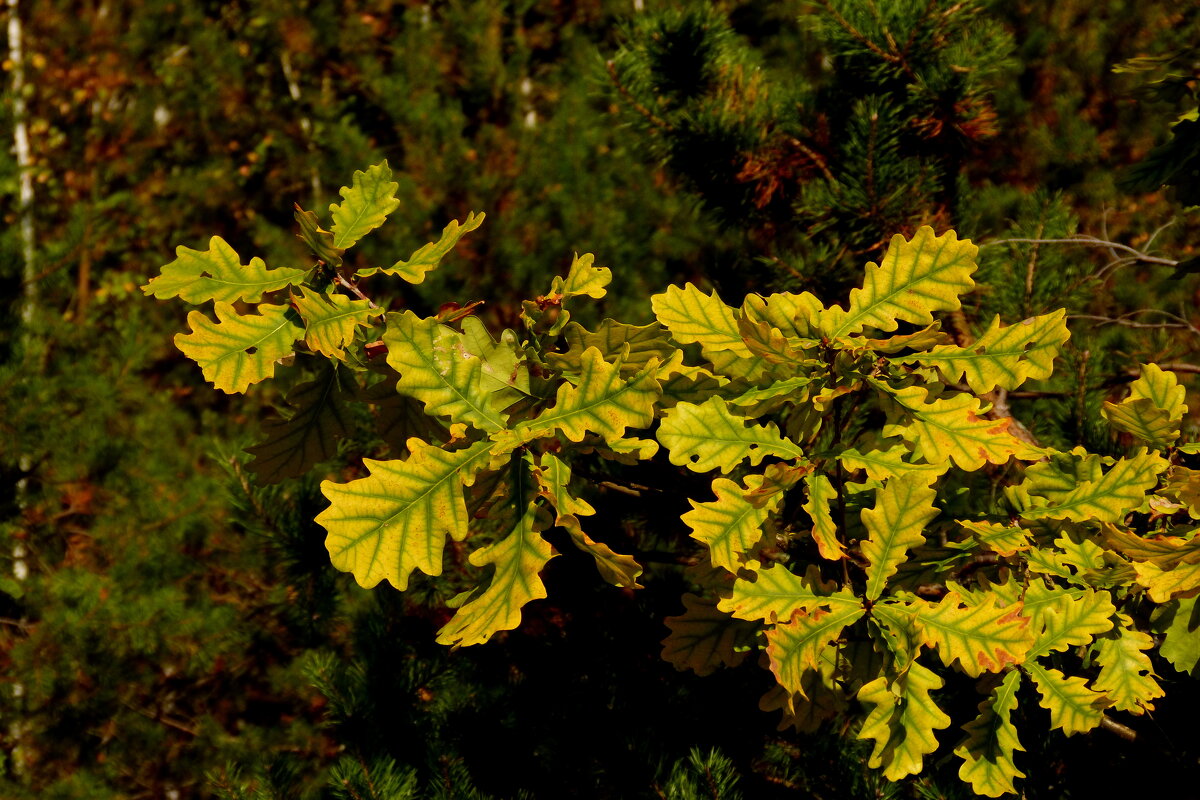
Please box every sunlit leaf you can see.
[144,236,306,305]
[329,160,401,249]
[317,440,495,590]
[719,563,853,622]
[513,347,660,447]
[1021,450,1167,522]
[436,473,555,647]
[534,453,642,588]
[880,384,1042,470]
[658,397,805,474]
[913,592,1033,675]
[1133,559,1200,602]
[1026,663,1105,735]
[1152,596,1200,675]
[1024,583,1115,658]
[820,227,978,338]
[684,475,781,572]
[957,520,1031,556]
[362,212,485,283]
[767,600,865,705]
[861,473,940,601]
[291,286,383,359]
[651,283,765,378]
[857,661,952,781]
[803,473,846,560]
[955,669,1025,797]
[545,319,673,376]
[1091,616,1163,715]
[897,310,1069,393]
[175,302,302,394]
[383,310,507,432]
[838,443,949,483]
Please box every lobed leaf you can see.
[174,302,302,394]
[719,563,854,623]
[383,311,507,433]
[436,491,555,647]
[860,473,940,601]
[838,443,949,483]
[1153,596,1200,675]
[661,594,754,676]
[913,592,1033,676]
[362,212,485,283]
[329,160,401,249]
[1091,618,1163,715]
[246,365,353,483]
[767,601,865,706]
[144,236,306,305]
[803,473,846,560]
[1024,582,1115,658]
[820,227,978,338]
[545,319,673,376]
[1026,663,1105,735]
[955,669,1026,798]
[684,475,781,572]
[1133,559,1200,603]
[292,286,383,359]
[513,347,660,446]
[535,453,642,588]
[317,439,495,590]
[1021,449,1167,522]
[881,384,1042,471]
[957,520,1031,556]
[658,397,806,474]
[897,310,1069,394]
[651,283,765,378]
[857,662,952,781]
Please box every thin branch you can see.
[979,236,1178,267]
[335,274,378,309]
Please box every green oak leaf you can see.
[955,669,1026,797]
[361,212,485,282]
[651,283,765,379]
[292,286,383,359]
[330,160,401,249]
[857,661,952,781]
[317,439,495,590]
[820,227,978,339]
[1091,616,1164,715]
[174,302,302,394]
[860,473,940,601]
[143,236,306,305]
[436,467,555,647]
[294,204,345,267]
[510,347,660,447]
[534,452,642,588]
[658,396,805,473]
[383,310,508,432]
[1026,663,1105,735]
[683,475,782,573]
[1020,449,1167,522]
[897,309,1069,394]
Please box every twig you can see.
[1099,716,1137,742]
[335,273,378,309]
[979,236,1178,267]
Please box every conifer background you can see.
[1,1,1199,797]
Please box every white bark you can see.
[8,0,34,324]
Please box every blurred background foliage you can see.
[1,0,1199,797]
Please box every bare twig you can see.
[335,273,379,309]
[979,236,1178,267]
